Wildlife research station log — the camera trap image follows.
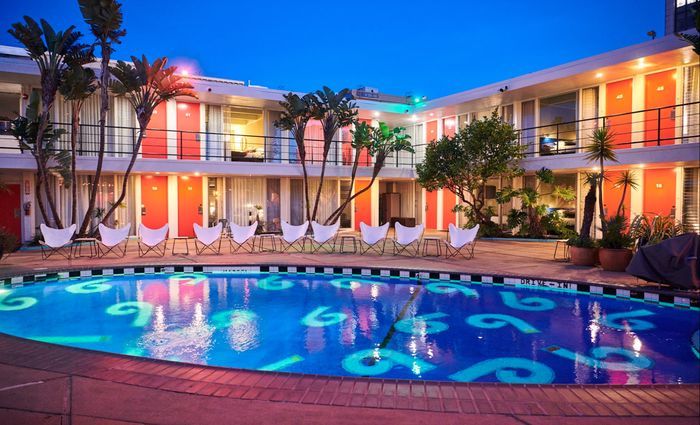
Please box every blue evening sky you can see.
[0,0,664,100]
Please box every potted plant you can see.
[567,234,597,266]
[0,228,18,261]
[598,215,634,272]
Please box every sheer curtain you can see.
[580,87,599,148]
[307,178,339,224]
[521,100,536,155]
[304,121,324,164]
[225,177,265,225]
[206,105,224,160]
[682,65,699,143]
[112,96,136,158]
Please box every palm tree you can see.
[309,87,357,222]
[614,170,638,217]
[274,93,315,223]
[77,0,126,236]
[101,56,196,225]
[677,3,700,55]
[59,57,97,226]
[579,172,599,240]
[8,17,89,227]
[585,127,617,232]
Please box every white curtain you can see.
[206,105,224,160]
[112,96,136,158]
[683,65,699,143]
[306,178,339,224]
[580,87,599,147]
[394,182,415,218]
[225,177,265,225]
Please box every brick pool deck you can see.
[0,237,698,424]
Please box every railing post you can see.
[179,131,183,159]
[132,127,136,156]
[556,123,560,155]
[657,108,661,146]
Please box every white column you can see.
[202,176,208,226]
[631,75,646,148]
[134,175,142,230]
[436,189,444,230]
[370,180,380,226]
[168,175,178,237]
[675,167,684,221]
[21,172,35,242]
[420,187,427,226]
[280,177,291,223]
[200,103,207,160]
[167,101,178,159]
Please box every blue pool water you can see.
[0,272,698,384]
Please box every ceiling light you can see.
[372,111,380,118]
[429,112,434,117]
[595,72,603,78]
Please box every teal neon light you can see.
[0,289,38,311]
[255,276,294,291]
[301,306,348,327]
[211,309,257,329]
[329,278,385,290]
[598,309,656,331]
[500,291,555,311]
[168,273,208,286]
[449,358,555,384]
[545,346,653,372]
[466,313,540,334]
[394,312,449,335]
[106,301,154,327]
[32,335,111,344]
[258,355,304,371]
[342,349,436,376]
[424,282,478,298]
[65,278,112,294]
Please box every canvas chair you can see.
[311,221,340,253]
[229,221,258,253]
[280,221,309,253]
[445,223,479,259]
[39,223,76,260]
[359,222,390,255]
[138,223,169,257]
[97,223,131,258]
[392,222,424,256]
[193,222,223,255]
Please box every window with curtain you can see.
[266,178,281,231]
[521,100,536,155]
[682,65,699,143]
[225,177,265,226]
[580,87,599,148]
[205,105,224,160]
[538,92,577,155]
[682,167,699,233]
[306,178,339,224]
[501,105,514,125]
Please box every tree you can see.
[59,54,97,226]
[308,87,357,222]
[614,170,638,217]
[77,0,126,236]
[579,172,600,240]
[585,127,617,232]
[325,122,413,225]
[101,55,196,225]
[677,2,700,55]
[8,17,89,227]
[497,167,575,238]
[416,110,523,226]
[274,93,315,223]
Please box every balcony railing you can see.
[0,101,697,169]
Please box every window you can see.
[538,92,577,155]
[521,100,536,155]
[580,87,599,147]
[675,0,699,32]
[501,105,514,125]
[682,65,699,143]
[0,91,21,135]
[683,167,699,233]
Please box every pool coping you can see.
[1,263,699,419]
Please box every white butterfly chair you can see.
[138,223,169,257]
[97,223,131,258]
[280,221,309,253]
[229,221,258,253]
[445,223,479,259]
[359,222,390,255]
[311,220,340,253]
[193,222,223,255]
[393,223,424,256]
[39,223,76,260]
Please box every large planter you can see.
[570,246,596,266]
[599,248,633,272]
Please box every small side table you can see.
[422,236,442,257]
[171,237,190,255]
[258,234,277,252]
[554,240,570,262]
[72,238,97,258]
[339,235,357,254]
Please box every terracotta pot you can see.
[599,248,633,272]
[570,246,596,266]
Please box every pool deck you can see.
[0,237,698,424]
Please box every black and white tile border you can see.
[2,264,697,310]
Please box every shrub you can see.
[599,215,634,250]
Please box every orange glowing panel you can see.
[176,102,200,160]
[643,168,676,216]
[354,179,372,231]
[605,79,633,149]
[140,176,168,229]
[425,189,437,229]
[441,189,457,229]
[644,70,676,147]
[178,175,202,237]
[142,102,168,158]
[602,170,631,219]
[426,120,438,143]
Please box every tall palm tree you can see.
[77,0,126,236]
[8,17,89,227]
[101,56,195,225]
[614,170,639,217]
[585,127,617,232]
[309,87,357,222]
[59,56,97,226]
[579,172,599,240]
[274,93,315,223]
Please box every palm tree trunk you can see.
[80,46,110,236]
[598,158,606,233]
[101,128,145,225]
[325,148,361,225]
[34,171,49,224]
[580,180,597,239]
[616,183,628,217]
[310,140,332,222]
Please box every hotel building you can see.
[0,0,697,243]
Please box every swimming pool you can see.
[0,271,698,385]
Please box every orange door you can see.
[426,120,438,143]
[177,102,200,160]
[178,176,202,237]
[142,102,168,158]
[643,168,676,216]
[644,70,676,147]
[603,171,631,219]
[0,184,21,242]
[425,190,438,229]
[140,176,168,229]
[606,79,633,149]
[354,179,372,231]
[441,189,457,229]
